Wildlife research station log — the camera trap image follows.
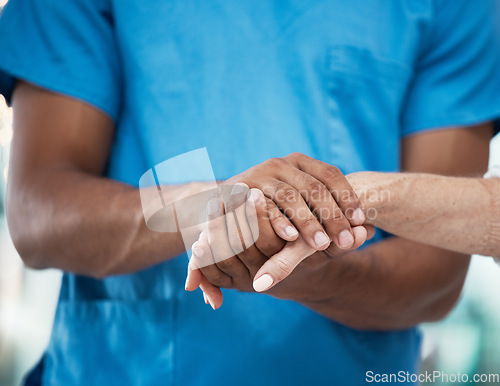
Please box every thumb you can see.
[252,237,315,292]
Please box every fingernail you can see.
[203,292,208,304]
[192,246,204,258]
[250,189,261,203]
[253,274,274,292]
[352,208,365,225]
[208,199,221,216]
[314,231,330,248]
[285,226,298,238]
[184,276,189,291]
[208,298,216,310]
[338,230,354,249]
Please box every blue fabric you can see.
[1,0,500,385]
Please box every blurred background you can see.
[0,1,500,384]
[0,95,62,386]
[1,99,500,386]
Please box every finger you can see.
[277,169,355,250]
[285,153,365,226]
[223,186,268,286]
[206,197,237,265]
[350,226,367,250]
[323,225,369,256]
[252,237,315,292]
[193,234,233,289]
[185,257,204,291]
[365,225,376,240]
[185,233,214,291]
[233,189,275,278]
[246,189,285,257]
[194,231,224,308]
[224,183,253,254]
[205,190,253,284]
[262,177,331,251]
[200,276,223,310]
[265,198,299,242]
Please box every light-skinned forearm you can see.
[348,172,500,258]
[295,127,491,329]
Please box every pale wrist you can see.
[484,178,500,257]
[346,172,395,225]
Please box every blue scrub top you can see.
[1,1,500,385]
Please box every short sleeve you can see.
[0,0,121,121]
[402,0,500,136]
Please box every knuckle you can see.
[265,200,281,220]
[286,152,303,161]
[192,253,211,269]
[329,208,345,222]
[207,221,225,236]
[272,180,287,194]
[216,257,238,271]
[302,217,320,229]
[341,189,358,203]
[325,215,351,234]
[323,166,342,182]
[256,238,282,256]
[275,258,293,277]
[281,188,298,202]
[256,238,274,253]
[210,271,232,288]
[228,233,244,249]
[308,181,328,201]
[272,181,298,203]
[268,211,283,225]
[266,157,286,169]
[344,207,356,221]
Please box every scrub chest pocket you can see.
[323,45,413,173]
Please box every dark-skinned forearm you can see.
[298,237,469,330]
[6,169,197,278]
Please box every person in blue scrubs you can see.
[0,0,499,385]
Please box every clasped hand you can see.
[185,153,373,309]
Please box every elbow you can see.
[331,314,419,332]
[88,262,119,280]
[7,222,113,279]
[7,225,50,271]
[421,293,461,324]
[7,213,123,279]
[340,281,466,331]
[21,254,49,271]
[417,275,466,325]
[6,200,54,271]
[6,186,48,270]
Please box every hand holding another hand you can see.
[185,153,374,308]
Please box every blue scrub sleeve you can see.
[0,0,121,121]
[402,0,500,135]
